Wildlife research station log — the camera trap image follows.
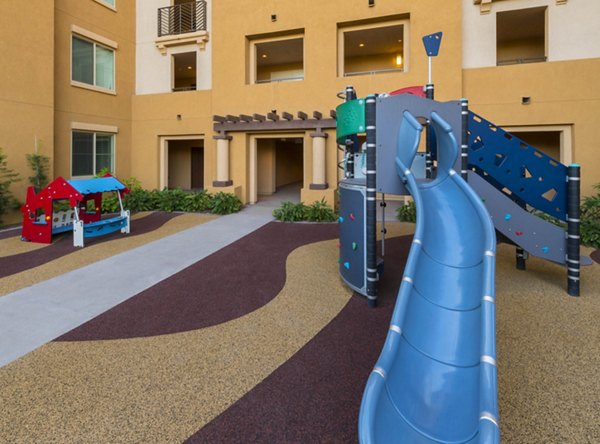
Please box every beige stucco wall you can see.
[0,1,55,224]
[463,58,600,196]
[53,0,136,182]
[131,91,213,190]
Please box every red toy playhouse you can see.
[21,175,130,247]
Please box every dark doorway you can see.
[191,146,204,189]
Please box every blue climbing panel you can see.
[467,111,568,221]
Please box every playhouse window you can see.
[72,34,115,91]
[72,131,115,177]
[338,19,408,77]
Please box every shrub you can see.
[157,188,188,212]
[581,183,600,248]
[0,148,20,226]
[210,191,243,215]
[182,190,213,213]
[124,189,160,212]
[396,200,416,223]
[305,199,337,222]
[273,201,308,222]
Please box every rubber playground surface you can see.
[0,212,599,443]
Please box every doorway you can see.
[249,135,304,204]
[163,138,204,190]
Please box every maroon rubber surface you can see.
[0,212,180,279]
[591,249,600,264]
[57,222,339,341]
[186,235,411,443]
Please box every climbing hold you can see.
[350,213,355,221]
[515,230,523,236]
[338,216,344,223]
[504,213,512,221]
[344,262,350,269]
[352,242,358,251]
[542,246,549,254]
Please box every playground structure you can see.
[21,175,130,247]
[335,32,589,444]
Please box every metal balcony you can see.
[158,1,207,37]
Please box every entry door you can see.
[191,147,204,189]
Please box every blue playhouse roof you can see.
[67,177,126,195]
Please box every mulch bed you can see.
[0,212,180,279]
[57,222,341,341]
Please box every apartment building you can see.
[1,0,598,223]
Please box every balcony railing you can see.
[497,56,547,66]
[158,1,207,38]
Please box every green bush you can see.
[273,201,307,222]
[0,148,21,226]
[182,190,213,213]
[273,200,337,222]
[396,200,417,223]
[157,188,189,212]
[305,199,337,222]
[210,191,243,215]
[581,183,600,248]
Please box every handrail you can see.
[344,67,403,77]
[157,1,207,38]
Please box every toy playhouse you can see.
[21,175,130,247]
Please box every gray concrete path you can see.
[0,203,275,367]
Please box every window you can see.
[248,34,304,84]
[72,35,115,90]
[172,52,197,91]
[72,131,115,177]
[497,7,546,66]
[339,20,408,77]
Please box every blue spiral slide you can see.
[359,111,500,443]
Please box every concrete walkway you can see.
[0,203,276,367]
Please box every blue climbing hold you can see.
[338,216,344,223]
[344,262,350,269]
[504,213,512,221]
[542,246,549,254]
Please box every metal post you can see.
[365,94,378,307]
[425,84,434,179]
[345,85,357,178]
[567,164,581,296]
[460,99,469,181]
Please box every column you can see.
[309,131,328,190]
[212,133,232,187]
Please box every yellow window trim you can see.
[70,80,117,96]
[71,25,118,50]
[92,0,117,12]
[71,122,119,134]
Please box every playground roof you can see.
[67,177,126,195]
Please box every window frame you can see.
[93,0,117,11]
[248,32,305,85]
[71,27,117,94]
[337,18,410,78]
[71,129,116,178]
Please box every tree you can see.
[0,148,21,226]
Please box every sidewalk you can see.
[0,204,274,367]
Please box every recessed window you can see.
[72,35,115,90]
[339,21,407,77]
[72,131,115,177]
[172,52,197,91]
[249,35,304,84]
[497,7,546,66]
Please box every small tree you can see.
[26,152,50,193]
[0,148,21,226]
